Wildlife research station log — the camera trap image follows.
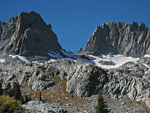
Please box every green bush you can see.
[0,96,21,113]
[40,75,46,81]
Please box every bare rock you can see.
[84,21,150,57]
[0,11,62,58]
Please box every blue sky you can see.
[0,0,150,53]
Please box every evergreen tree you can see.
[39,91,42,101]
[0,81,3,96]
[96,91,109,113]
[12,82,22,100]
[3,83,11,95]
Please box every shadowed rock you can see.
[0,11,62,57]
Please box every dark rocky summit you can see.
[84,21,150,57]
[0,11,62,57]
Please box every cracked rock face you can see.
[0,11,62,57]
[1,56,150,109]
[66,63,108,97]
[103,61,150,109]
[84,22,150,57]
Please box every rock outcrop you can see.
[23,100,67,113]
[84,21,150,57]
[0,11,62,57]
[1,55,150,110]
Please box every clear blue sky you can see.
[0,0,150,53]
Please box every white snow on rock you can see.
[144,54,150,58]
[47,59,56,63]
[9,55,30,64]
[0,59,5,63]
[61,49,81,59]
[61,50,94,64]
[17,56,30,64]
[89,54,140,69]
[48,50,62,59]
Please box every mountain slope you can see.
[0,11,62,57]
[84,22,150,57]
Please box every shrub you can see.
[35,70,40,76]
[40,75,46,81]
[0,95,21,113]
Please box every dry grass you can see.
[52,75,61,83]
[124,96,150,113]
[40,75,89,105]
[20,75,90,112]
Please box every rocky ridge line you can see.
[83,21,150,57]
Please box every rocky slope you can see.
[0,11,62,58]
[0,56,150,112]
[83,21,150,57]
[0,12,150,112]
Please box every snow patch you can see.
[144,54,150,58]
[61,49,81,59]
[9,55,30,64]
[48,51,62,59]
[61,50,93,64]
[0,59,5,63]
[89,54,139,69]
[48,59,56,62]
[142,54,150,74]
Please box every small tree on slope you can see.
[96,91,109,113]
[12,82,22,100]
[0,81,3,96]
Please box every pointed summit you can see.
[0,11,62,57]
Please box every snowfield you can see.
[89,54,140,69]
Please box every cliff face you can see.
[84,22,150,57]
[0,11,62,57]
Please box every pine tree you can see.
[12,82,22,100]
[96,91,109,113]
[39,91,42,101]
[0,81,3,96]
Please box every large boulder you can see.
[66,64,108,97]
